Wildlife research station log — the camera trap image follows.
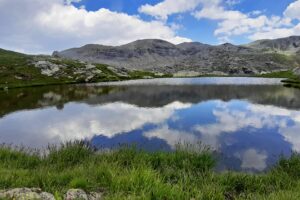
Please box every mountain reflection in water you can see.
[0,77,300,172]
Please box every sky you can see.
[0,0,300,54]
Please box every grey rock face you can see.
[32,57,108,82]
[54,37,300,75]
[0,188,55,200]
[65,189,102,200]
[246,36,300,54]
[65,189,88,200]
[34,61,62,76]
[293,67,300,78]
[0,188,103,200]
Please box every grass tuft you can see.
[0,142,300,199]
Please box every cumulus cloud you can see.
[139,0,219,20]
[0,101,191,148]
[140,0,300,43]
[0,0,191,54]
[193,5,245,21]
[245,0,300,41]
[235,149,268,171]
[193,0,300,42]
[194,102,276,149]
[143,125,198,148]
[193,3,295,42]
[64,0,81,5]
[284,0,300,20]
[194,101,300,152]
[249,26,299,41]
[225,0,241,6]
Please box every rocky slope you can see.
[0,48,167,89]
[53,36,300,75]
[246,36,300,54]
[0,188,102,200]
[1,36,300,89]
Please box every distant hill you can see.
[0,48,136,89]
[53,37,300,75]
[246,36,300,54]
[1,36,300,89]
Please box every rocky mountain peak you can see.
[246,35,300,53]
[53,36,300,75]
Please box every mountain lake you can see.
[1,77,300,172]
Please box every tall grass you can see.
[0,142,300,199]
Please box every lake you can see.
[1,77,300,172]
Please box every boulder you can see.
[64,189,102,200]
[0,188,55,200]
[293,67,300,77]
[34,61,61,76]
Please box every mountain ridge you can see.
[245,36,300,54]
[53,36,300,75]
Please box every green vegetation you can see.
[0,49,172,90]
[128,70,157,79]
[0,49,73,89]
[258,70,298,79]
[1,48,300,90]
[270,53,299,67]
[282,80,300,89]
[1,142,300,199]
[258,70,300,89]
[128,70,173,79]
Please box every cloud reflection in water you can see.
[0,98,300,172]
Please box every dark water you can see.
[1,77,300,172]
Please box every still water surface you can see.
[1,77,300,172]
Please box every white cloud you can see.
[235,149,268,171]
[194,102,275,149]
[140,0,300,43]
[0,0,191,54]
[279,124,300,152]
[194,101,300,152]
[249,10,264,16]
[193,4,294,42]
[225,0,241,6]
[193,5,246,21]
[196,0,300,42]
[249,27,296,41]
[245,0,300,41]
[143,125,198,148]
[0,101,191,148]
[139,0,219,20]
[64,0,81,5]
[284,0,300,20]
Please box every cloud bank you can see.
[0,0,190,54]
[1,0,300,53]
[140,0,300,43]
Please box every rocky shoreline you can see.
[0,188,103,200]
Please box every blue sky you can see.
[72,0,297,45]
[0,0,300,53]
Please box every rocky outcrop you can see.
[0,188,103,200]
[294,67,300,78]
[65,189,102,200]
[53,37,300,75]
[32,57,119,82]
[0,188,55,200]
[34,61,62,76]
[246,36,300,54]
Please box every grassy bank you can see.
[257,70,300,89]
[1,48,300,90]
[258,70,298,79]
[1,142,300,199]
[0,48,172,90]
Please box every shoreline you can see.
[0,141,299,199]
[1,72,298,90]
